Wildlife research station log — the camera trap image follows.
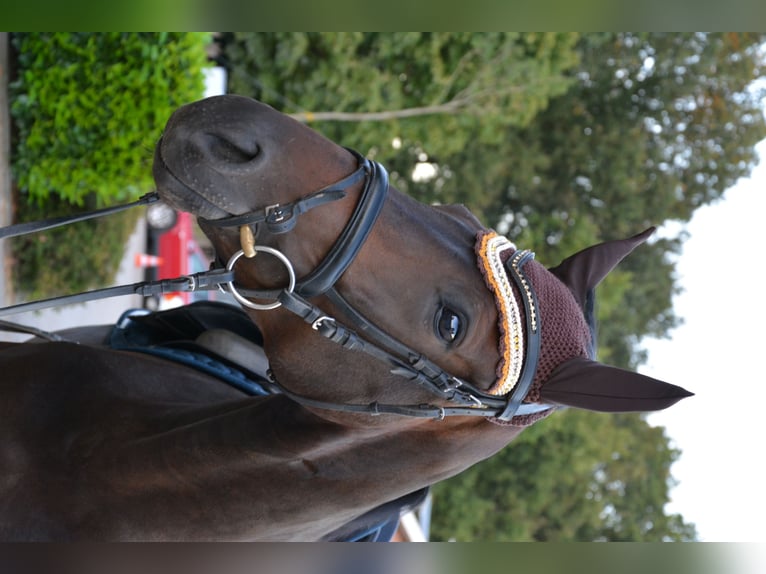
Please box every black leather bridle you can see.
[202,150,547,422]
[0,150,546,421]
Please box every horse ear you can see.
[540,356,693,412]
[548,227,656,308]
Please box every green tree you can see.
[11,32,210,206]
[220,32,580,194]
[429,33,763,540]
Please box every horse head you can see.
[153,95,691,432]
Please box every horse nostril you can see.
[197,132,261,168]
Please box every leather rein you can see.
[0,150,543,421]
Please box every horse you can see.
[0,94,692,541]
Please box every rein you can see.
[0,193,161,240]
[0,190,235,318]
[0,150,545,421]
[0,268,235,318]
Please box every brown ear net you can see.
[476,228,692,421]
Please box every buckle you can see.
[265,204,284,221]
[265,204,298,233]
[311,316,336,331]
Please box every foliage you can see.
[11,32,210,206]
[9,32,209,297]
[220,32,580,192]
[493,33,766,368]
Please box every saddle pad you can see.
[109,301,272,396]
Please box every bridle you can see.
[0,150,547,422]
[201,149,547,422]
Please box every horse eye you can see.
[436,307,462,343]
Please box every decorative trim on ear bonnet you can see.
[475,232,527,397]
[475,231,594,426]
[475,226,692,419]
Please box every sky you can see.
[641,137,766,543]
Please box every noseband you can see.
[204,150,547,422]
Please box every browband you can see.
[476,232,549,421]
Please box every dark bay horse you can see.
[0,95,691,540]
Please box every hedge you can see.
[9,32,210,298]
[11,32,210,205]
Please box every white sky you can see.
[642,137,766,542]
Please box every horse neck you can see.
[104,395,522,540]
[224,402,523,537]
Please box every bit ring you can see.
[225,247,296,310]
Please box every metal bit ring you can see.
[225,247,296,310]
